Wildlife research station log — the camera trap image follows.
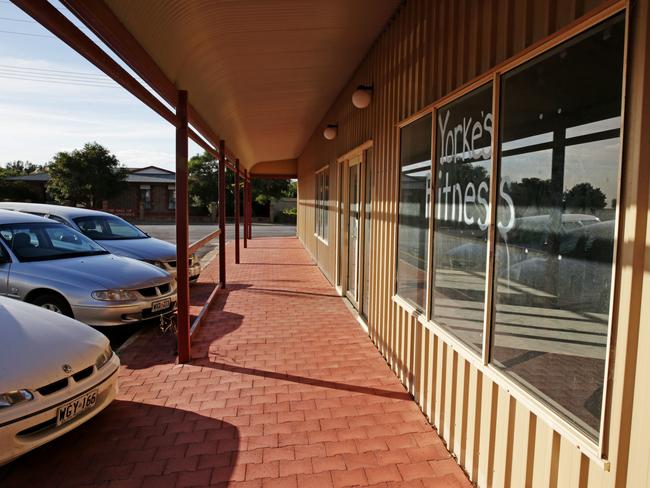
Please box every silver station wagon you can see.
[0,210,177,326]
[0,202,201,281]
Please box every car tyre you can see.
[30,293,73,318]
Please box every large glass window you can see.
[490,14,624,441]
[315,168,329,241]
[396,114,432,309]
[395,12,625,444]
[431,84,493,352]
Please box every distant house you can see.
[3,166,176,221]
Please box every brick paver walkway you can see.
[1,237,470,488]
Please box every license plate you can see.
[151,298,171,313]
[56,389,98,426]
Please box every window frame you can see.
[314,165,329,244]
[392,1,628,467]
[167,185,176,210]
[140,185,152,210]
[394,111,434,312]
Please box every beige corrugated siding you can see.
[297,0,650,486]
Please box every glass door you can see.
[361,147,373,318]
[347,162,360,303]
[337,161,345,288]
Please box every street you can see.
[138,222,296,262]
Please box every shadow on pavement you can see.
[0,400,240,487]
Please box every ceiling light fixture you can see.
[323,124,338,140]
[352,84,373,109]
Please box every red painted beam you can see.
[175,90,191,363]
[218,140,227,288]
[13,0,175,126]
[235,159,241,264]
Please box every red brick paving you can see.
[0,237,470,487]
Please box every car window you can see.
[73,215,147,240]
[0,222,108,262]
[46,226,88,251]
[0,239,10,263]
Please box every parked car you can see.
[0,210,177,326]
[444,213,601,271]
[0,202,201,281]
[0,296,120,465]
[506,220,615,311]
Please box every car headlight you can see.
[0,390,34,408]
[95,345,113,370]
[91,289,138,301]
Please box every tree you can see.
[188,151,219,210]
[252,179,296,205]
[47,142,127,207]
[3,160,43,176]
[564,182,607,212]
[187,151,296,218]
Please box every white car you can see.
[0,297,119,465]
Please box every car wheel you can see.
[30,293,73,318]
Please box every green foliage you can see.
[252,179,295,205]
[2,160,43,176]
[188,151,219,210]
[564,182,607,211]
[47,142,127,206]
[273,206,297,224]
[506,178,608,212]
[188,151,295,218]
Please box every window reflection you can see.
[396,114,432,309]
[431,84,493,352]
[491,14,624,440]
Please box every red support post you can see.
[175,90,190,363]
[248,176,253,240]
[218,139,227,288]
[243,170,248,249]
[234,159,240,264]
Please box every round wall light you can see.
[323,124,338,140]
[352,85,373,109]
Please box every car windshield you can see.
[73,215,148,240]
[0,222,109,262]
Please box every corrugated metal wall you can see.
[297,0,650,486]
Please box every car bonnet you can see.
[17,254,173,290]
[96,237,177,262]
[0,298,109,393]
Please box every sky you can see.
[0,0,202,171]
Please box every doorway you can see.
[337,143,373,318]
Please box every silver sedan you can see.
[0,210,177,327]
[0,203,201,281]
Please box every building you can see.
[297,3,647,486]
[13,0,650,486]
[4,165,177,221]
